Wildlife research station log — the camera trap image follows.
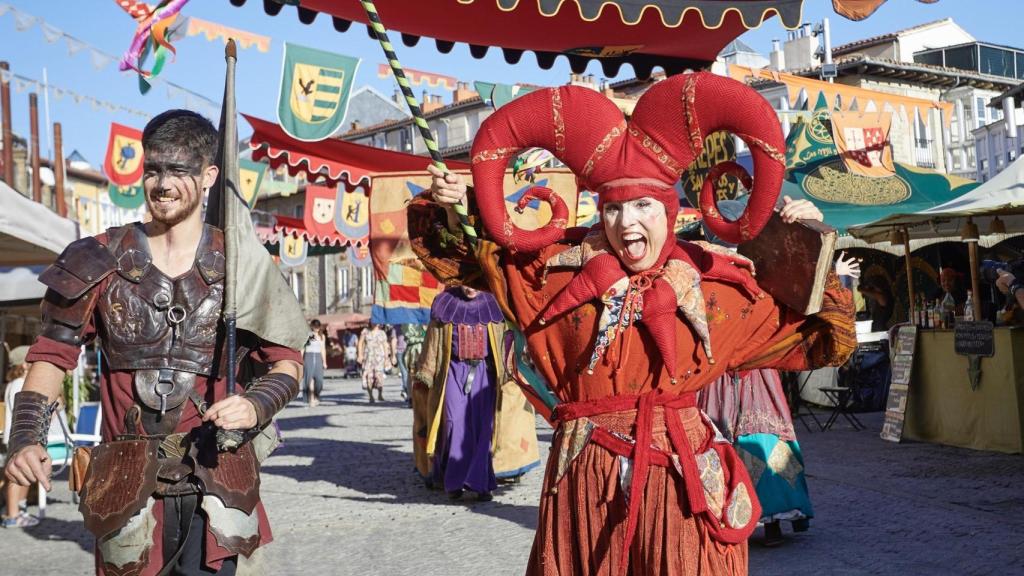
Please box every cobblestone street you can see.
[2,372,1022,575]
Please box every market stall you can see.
[849,156,1024,453]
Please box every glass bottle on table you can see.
[964,290,975,322]
[941,291,956,328]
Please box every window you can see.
[399,127,411,152]
[293,204,303,219]
[337,266,350,302]
[944,45,978,72]
[966,146,976,168]
[979,45,1015,78]
[291,271,305,303]
[977,97,988,128]
[360,267,373,301]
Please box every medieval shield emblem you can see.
[238,159,267,208]
[304,184,342,244]
[277,43,360,142]
[334,185,369,243]
[279,231,307,268]
[103,123,145,187]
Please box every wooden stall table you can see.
[903,327,1024,453]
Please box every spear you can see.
[358,0,478,249]
[214,39,245,451]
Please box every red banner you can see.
[103,122,145,187]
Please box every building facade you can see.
[782,18,1019,178]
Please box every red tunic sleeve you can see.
[731,272,857,372]
[251,341,302,366]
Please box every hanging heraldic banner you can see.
[277,42,360,142]
[103,122,145,187]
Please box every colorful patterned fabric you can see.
[735,434,814,523]
[372,261,442,325]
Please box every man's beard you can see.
[148,192,201,226]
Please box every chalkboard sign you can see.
[881,325,917,443]
[954,321,995,358]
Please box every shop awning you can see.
[257,213,353,254]
[0,180,79,266]
[848,155,1024,245]
[234,0,807,78]
[0,266,46,306]
[232,1,940,78]
[314,311,370,333]
[245,115,470,188]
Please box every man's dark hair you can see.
[142,109,218,166]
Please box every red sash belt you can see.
[553,391,712,576]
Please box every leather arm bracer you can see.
[242,373,299,428]
[6,391,56,458]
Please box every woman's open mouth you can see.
[622,232,648,262]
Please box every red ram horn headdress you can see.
[470,72,784,388]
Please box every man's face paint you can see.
[142,149,205,227]
[602,196,668,273]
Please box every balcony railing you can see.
[913,138,936,169]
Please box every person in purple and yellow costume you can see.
[412,286,540,500]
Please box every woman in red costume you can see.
[410,72,856,576]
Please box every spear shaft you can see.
[358,0,478,249]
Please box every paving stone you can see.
[2,373,1022,575]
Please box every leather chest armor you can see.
[97,224,226,376]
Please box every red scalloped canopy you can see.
[244,114,470,188]
[240,0,807,77]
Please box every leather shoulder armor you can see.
[38,236,118,345]
[39,236,118,300]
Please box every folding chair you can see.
[790,371,824,433]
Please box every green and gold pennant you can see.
[238,158,267,208]
[277,42,360,142]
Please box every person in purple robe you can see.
[413,285,508,502]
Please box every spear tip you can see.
[225,38,237,60]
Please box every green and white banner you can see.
[277,42,360,142]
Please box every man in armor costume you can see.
[4,110,303,575]
[413,73,855,575]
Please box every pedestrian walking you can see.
[303,319,327,407]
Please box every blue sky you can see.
[0,0,1020,167]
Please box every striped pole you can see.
[359,0,479,249]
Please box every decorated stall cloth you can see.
[782,96,978,235]
[371,262,441,325]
